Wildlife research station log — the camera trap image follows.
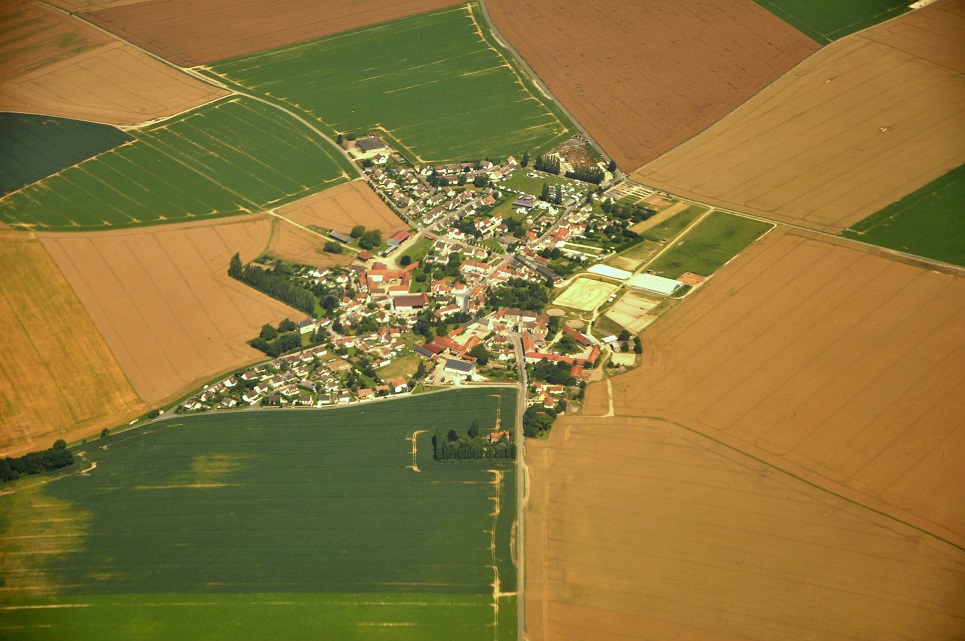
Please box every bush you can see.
[324,241,343,254]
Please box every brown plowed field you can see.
[85,0,465,66]
[0,232,145,456]
[276,181,406,236]
[40,216,295,406]
[597,229,965,547]
[633,0,965,233]
[487,0,818,172]
[0,2,226,125]
[266,218,353,269]
[526,417,965,641]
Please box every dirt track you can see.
[0,232,145,456]
[633,0,965,232]
[487,0,818,172]
[85,0,465,66]
[40,215,295,406]
[0,1,226,125]
[601,229,965,546]
[526,417,965,641]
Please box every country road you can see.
[511,333,528,641]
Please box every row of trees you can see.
[565,164,605,184]
[0,439,73,484]
[533,153,561,175]
[432,420,516,461]
[229,254,315,316]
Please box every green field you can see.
[0,113,130,196]
[841,164,965,267]
[752,0,909,44]
[647,211,772,278]
[0,97,352,230]
[205,4,572,163]
[0,389,518,640]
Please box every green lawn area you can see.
[0,389,518,640]
[751,0,909,44]
[0,112,131,196]
[377,353,421,380]
[401,234,435,264]
[204,4,572,164]
[0,96,352,230]
[647,212,773,278]
[841,164,965,267]
[640,205,706,242]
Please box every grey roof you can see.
[444,359,475,373]
[355,136,386,152]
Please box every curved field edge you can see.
[0,232,145,457]
[200,3,574,164]
[752,0,911,43]
[0,389,518,640]
[0,113,131,196]
[0,96,353,231]
[841,163,965,266]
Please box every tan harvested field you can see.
[276,181,405,236]
[487,0,818,172]
[40,216,296,406]
[0,232,145,456]
[266,218,353,269]
[0,1,226,125]
[526,417,965,641]
[85,0,465,66]
[599,229,965,546]
[633,0,965,233]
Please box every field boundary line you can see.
[636,414,965,553]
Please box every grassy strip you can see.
[841,164,965,267]
[647,211,772,278]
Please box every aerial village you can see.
[177,134,679,418]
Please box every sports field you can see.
[646,212,772,278]
[0,1,226,126]
[842,163,965,266]
[752,0,910,43]
[0,232,145,456]
[633,0,965,233]
[0,389,517,640]
[0,96,352,230]
[526,417,965,641]
[553,278,618,312]
[0,113,130,196]
[205,4,572,163]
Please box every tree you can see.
[473,175,488,188]
[228,252,243,279]
[260,324,278,341]
[554,333,581,355]
[279,318,297,333]
[540,183,551,202]
[400,255,412,266]
[608,159,617,172]
[468,344,490,366]
[53,439,67,450]
[447,429,459,442]
[350,225,366,238]
[618,329,631,343]
[521,149,529,167]
[358,229,382,250]
[336,133,344,145]
[415,360,429,379]
[323,241,343,254]
[100,428,110,438]
[555,184,563,204]
[468,418,480,438]
[633,337,643,354]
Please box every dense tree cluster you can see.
[229,253,315,315]
[0,440,73,483]
[432,426,516,461]
[528,359,576,386]
[523,406,556,438]
[485,278,548,312]
[565,164,605,184]
[533,153,561,175]
[323,241,343,254]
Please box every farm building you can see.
[330,230,352,244]
[628,273,684,296]
[355,136,386,152]
[588,264,631,280]
[387,230,411,246]
[444,359,475,376]
[393,293,429,311]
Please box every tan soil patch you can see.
[554,139,594,167]
[642,192,671,209]
[488,0,819,172]
[677,272,705,286]
[628,200,690,235]
[0,2,226,126]
[526,418,965,641]
[545,308,565,317]
[633,0,965,233]
[612,229,965,546]
[608,352,636,367]
[266,218,353,269]
[86,0,466,66]
[39,215,295,407]
[563,319,583,329]
[604,292,659,334]
[553,278,618,312]
[603,255,639,272]
[0,232,146,456]
[276,181,405,236]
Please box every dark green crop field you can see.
[205,4,572,164]
[752,0,909,44]
[0,388,518,641]
[841,164,965,267]
[0,113,130,196]
[648,211,773,279]
[0,97,352,230]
